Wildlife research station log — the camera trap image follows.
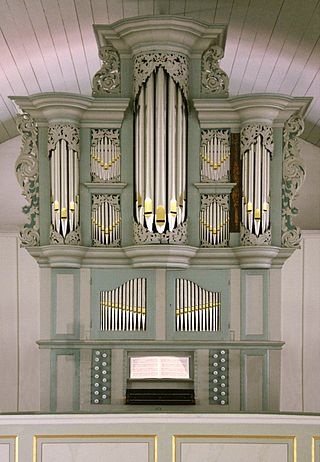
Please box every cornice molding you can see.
[10,93,130,127]
[94,16,227,58]
[25,244,294,269]
[193,94,312,128]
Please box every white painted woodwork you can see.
[181,443,288,462]
[0,445,10,462]
[41,442,149,462]
[245,275,264,335]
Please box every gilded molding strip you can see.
[312,436,320,462]
[15,112,40,246]
[172,435,296,462]
[33,434,157,462]
[281,113,305,248]
[0,435,18,462]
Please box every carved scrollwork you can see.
[281,114,305,248]
[133,51,189,99]
[133,220,187,244]
[201,45,229,95]
[241,124,273,157]
[48,123,80,153]
[240,224,272,246]
[92,44,120,96]
[64,227,81,245]
[15,112,40,246]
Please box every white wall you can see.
[281,231,320,412]
[0,233,40,411]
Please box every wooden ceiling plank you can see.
[184,0,201,19]
[220,0,251,77]
[23,0,66,91]
[0,33,29,95]
[214,0,234,24]
[251,0,301,92]
[154,0,170,15]
[40,0,80,93]
[5,0,54,93]
[123,0,139,17]
[90,0,110,23]
[292,37,320,96]
[56,0,92,94]
[168,0,186,15]
[138,0,154,15]
[107,0,124,22]
[279,3,320,95]
[74,0,100,85]
[238,0,285,94]
[265,0,319,92]
[0,0,40,94]
[229,0,272,95]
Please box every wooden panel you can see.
[56,274,74,335]
[245,355,264,411]
[245,275,264,335]
[56,354,76,411]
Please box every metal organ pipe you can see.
[175,279,221,332]
[100,278,147,332]
[134,66,187,234]
[50,138,79,240]
[241,133,272,237]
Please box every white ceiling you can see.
[0,0,319,146]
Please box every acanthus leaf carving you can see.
[281,113,305,248]
[241,124,274,157]
[201,45,229,95]
[240,224,272,246]
[92,44,120,96]
[15,112,40,246]
[133,51,189,99]
[48,123,80,153]
[133,220,187,245]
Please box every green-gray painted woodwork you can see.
[240,349,269,412]
[240,269,269,341]
[39,126,50,245]
[166,269,230,341]
[91,349,111,404]
[209,349,229,405]
[91,268,156,340]
[121,57,133,98]
[80,128,92,246]
[189,56,201,98]
[187,108,202,247]
[120,104,134,247]
[51,268,80,339]
[270,127,283,247]
[50,349,80,412]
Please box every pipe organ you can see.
[92,194,121,246]
[12,16,311,413]
[48,124,80,243]
[200,129,230,182]
[134,59,187,235]
[100,278,147,331]
[241,125,273,242]
[91,129,121,182]
[176,279,221,332]
[200,194,230,247]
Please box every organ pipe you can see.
[200,130,230,182]
[50,138,79,240]
[200,195,230,247]
[175,279,221,332]
[134,66,187,234]
[91,129,120,182]
[92,194,121,246]
[241,129,272,237]
[100,278,147,331]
